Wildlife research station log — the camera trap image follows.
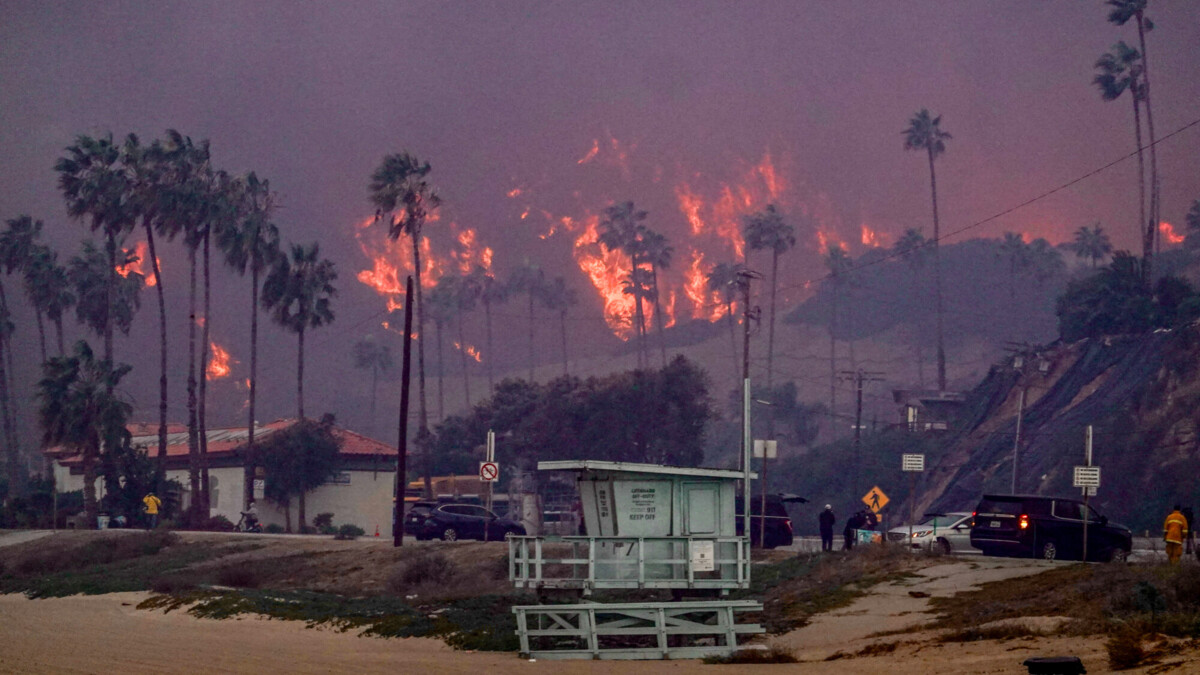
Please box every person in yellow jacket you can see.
[1163,505,1188,564]
[142,492,163,530]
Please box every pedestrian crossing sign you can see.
[862,486,889,514]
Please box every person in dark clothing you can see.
[819,505,836,552]
[843,511,866,550]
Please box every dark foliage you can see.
[1056,252,1200,341]
[258,415,342,513]
[430,356,713,476]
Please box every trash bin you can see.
[97,514,110,530]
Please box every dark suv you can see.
[969,494,1132,562]
[404,501,526,542]
[736,493,808,549]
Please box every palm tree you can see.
[743,204,795,396]
[641,229,674,366]
[121,133,173,479]
[599,201,649,366]
[425,278,458,421]
[368,152,440,498]
[894,228,929,387]
[261,242,336,531]
[55,134,136,370]
[903,109,952,391]
[1070,224,1113,268]
[352,336,393,436]
[621,266,655,366]
[998,232,1030,303]
[0,216,44,482]
[1,216,45,359]
[1025,238,1066,285]
[38,340,132,527]
[469,265,507,392]
[452,272,480,406]
[68,241,144,355]
[824,244,852,420]
[540,276,578,376]
[509,261,546,381]
[157,130,212,518]
[262,242,337,420]
[1107,0,1159,259]
[706,261,745,381]
[23,245,74,357]
[216,171,280,510]
[1094,42,1150,279]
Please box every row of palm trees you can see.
[5,130,339,523]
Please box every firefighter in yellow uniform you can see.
[1163,505,1188,564]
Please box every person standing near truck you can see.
[1163,505,1188,564]
[819,505,836,552]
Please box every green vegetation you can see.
[702,645,798,664]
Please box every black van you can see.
[737,493,808,549]
[969,494,1132,562]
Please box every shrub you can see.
[703,646,798,664]
[264,523,285,534]
[216,563,261,588]
[335,524,365,540]
[388,551,458,593]
[1106,627,1147,670]
[151,574,201,594]
[313,512,334,529]
[206,515,235,532]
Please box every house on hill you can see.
[48,419,399,532]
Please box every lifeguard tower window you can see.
[684,484,717,535]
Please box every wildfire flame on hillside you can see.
[115,241,158,286]
[1160,221,1184,245]
[206,341,234,380]
[454,341,483,362]
[861,224,885,247]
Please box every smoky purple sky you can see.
[1,1,1198,436]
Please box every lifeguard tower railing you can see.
[509,535,750,592]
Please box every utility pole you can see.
[737,269,760,545]
[840,369,885,500]
[1003,342,1044,495]
[393,276,414,548]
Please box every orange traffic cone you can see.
[374,525,380,537]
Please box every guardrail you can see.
[508,535,750,591]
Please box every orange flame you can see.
[572,214,639,339]
[452,226,494,274]
[115,241,158,286]
[675,185,706,235]
[206,341,233,380]
[860,224,884,247]
[454,341,483,363]
[1160,221,1184,245]
[354,215,452,313]
[816,230,850,254]
[577,139,600,164]
[507,188,523,198]
[683,248,725,321]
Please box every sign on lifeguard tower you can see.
[862,486,889,514]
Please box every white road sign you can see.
[901,454,925,472]
[753,440,777,459]
[1073,466,1100,488]
[479,461,500,483]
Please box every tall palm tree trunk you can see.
[829,286,838,430]
[297,327,305,418]
[144,220,169,480]
[484,300,495,391]
[54,316,65,356]
[103,235,115,370]
[0,292,15,496]
[243,266,259,510]
[199,233,211,513]
[560,311,569,376]
[632,260,647,370]
[1130,88,1149,281]
[435,320,445,421]
[186,246,200,518]
[456,314,471,406]
[528,289,536,382]
[727,301,739,381]
[34,311,46,364]
[652,266,666,367]
[369,364,378,435]
[910,270,925,388]
[927,148,947,391]
[766,251,779,393]
[410,230,431,499]
[1135,16,1159,262]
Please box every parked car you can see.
[404,501,527,542]
[887,512,977,554]
[969,494,1132,562]
[736,493,808,549]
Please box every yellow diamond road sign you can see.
[862,486,889,513]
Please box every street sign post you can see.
[1078,427,1099,561]
[480,461,499,483]
[1072,466,1100,488]
[752,440,777,459]
[862,486,888,514]
[901,454,925,545]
